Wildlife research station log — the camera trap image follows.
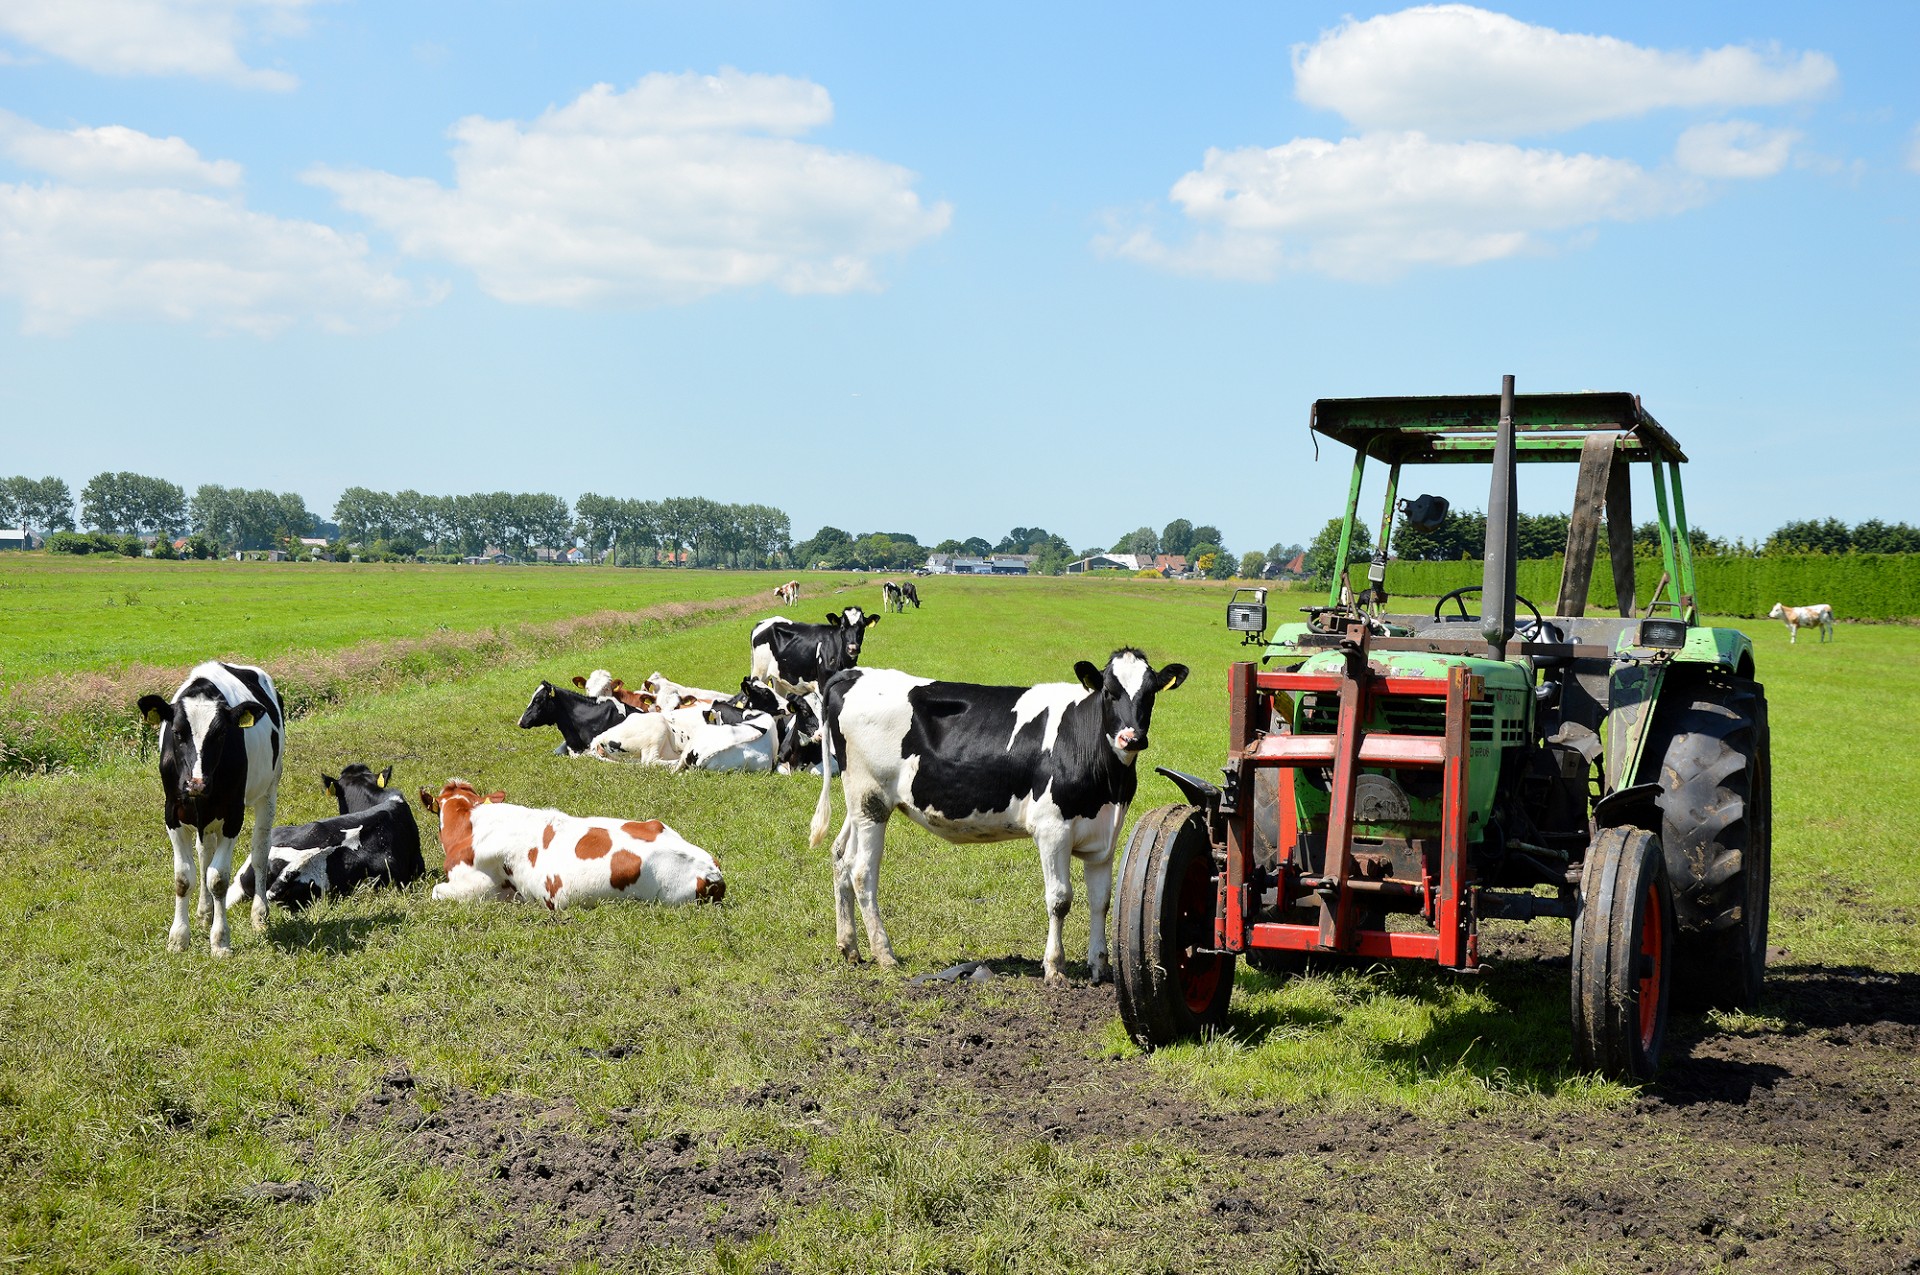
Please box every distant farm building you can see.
[0,529,42,551]
[1065,553,1187,576]
[925,553,1033,575]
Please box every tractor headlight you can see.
[1637,619,1688,649]
[1227,587,1268,634]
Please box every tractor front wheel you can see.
[1115,804,1235,1048]
[1571,825,1675,1080]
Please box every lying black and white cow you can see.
[227,764,424,910]
[750,608,877,695]
[519,681,638,754]
[138,661,285,956]
[776,691,837,775]
[808,648,1187,983]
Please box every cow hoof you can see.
[841,950,864,965]
[251,902,269,931]
[167,930,189,953]
[1088,966,1113,986]
[209,943,232,959]
[1044,968,1069,987]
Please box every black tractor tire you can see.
[1571,825,1675,1080]
[1115,804,1235,1048]
[1641,676,1771,1009]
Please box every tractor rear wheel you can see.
[1571,825,1675,1080]
[1115,804,1235,1048]
[1643,677,1771,1009]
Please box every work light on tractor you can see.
[1113,376,1772,1080]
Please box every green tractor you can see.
[1114,377,1770,1079]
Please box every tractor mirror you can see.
[1398,493,1450,532]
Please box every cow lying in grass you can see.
[227,764,423,911]
[138,661,284,956]
[1768,601,1835,643]
[419,779,724,909]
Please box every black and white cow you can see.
[227,764,424,910]
[807,648,1188,983]
[749,608,878,695]
[137,661,285,956]
[519,681,638,755]
[881,581,904,613]
[899,581,921,610]
[776,691,837,775]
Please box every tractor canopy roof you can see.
[1311,392,1686,465]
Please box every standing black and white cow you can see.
[519,681,638,755]
[228,764,425,910]
[749,608,878,695]
[881,581,904,613]
[808,648,1187,983]
[137,661,285,955]
[899,581,921,610]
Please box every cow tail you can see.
[808,695,836,849]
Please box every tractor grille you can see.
[1296,693,1499,743]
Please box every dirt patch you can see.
[339,1068,823,1260]
[332,954,1918,1271]
[834,954,1920,1272]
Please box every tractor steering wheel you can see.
[1432,585,1544,636]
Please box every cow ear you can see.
[378,766,392,789]
[485,790,507,803]
[1074,661,1104,692]
[137,694,169,726]
[571,676,588,689]
[865,615,879,628]
[231,700,266,729]
[417,788,437,812]
[1155,663,1190,693]
[322,774,340,797]
[610,679,625,693]
[826,611,841,626]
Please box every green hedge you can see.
[1384,553,1920,620]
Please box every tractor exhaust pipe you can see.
[1481,374,1518,659]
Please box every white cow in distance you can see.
[1768,602,1835,644]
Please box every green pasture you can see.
[0,560,1914,1271]
[0,556,804,689]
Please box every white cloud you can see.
[1673,120,1797,179]
[0,0,315,89]
[0,117,438,335]
[1294,5,1835,139]
[1105,132,1696,281]
[308,69,952,307]
[0,110,241,187]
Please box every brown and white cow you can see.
[1768,601,1835,643]
[419,779,724,908]
[775,580,801,605]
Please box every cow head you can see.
[324,763,393,814]
[779,692,824,767]
[1768,603,1785,620]
[138,688,267,806]
[418,778,506,815]
[1073,648,1189,763]
[518,682,561,729]
[826,607,878,660]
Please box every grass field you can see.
[0,558,1915,1272]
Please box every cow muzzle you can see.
[183,777,207,798]
[1113,728,1146,753]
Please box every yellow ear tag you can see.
[144,708,164,726]
[377,772,388,789]
[234,710,256,729]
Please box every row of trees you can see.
[335,487,793,567]
[0,476,76,533]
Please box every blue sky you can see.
[1,2,1914,554]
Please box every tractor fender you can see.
[1593,781,1662,832]
[1155,767,1222,823]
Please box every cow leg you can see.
[247,799,275,932]
[167,824,197,952]
[848,818,898,967]
[1080,841,1116,986]
[1037,827,1074,985]
[202,831,237,956]
[829,820,861,961]
[433,863,503,902]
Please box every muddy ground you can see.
[338,937,1920,1273]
